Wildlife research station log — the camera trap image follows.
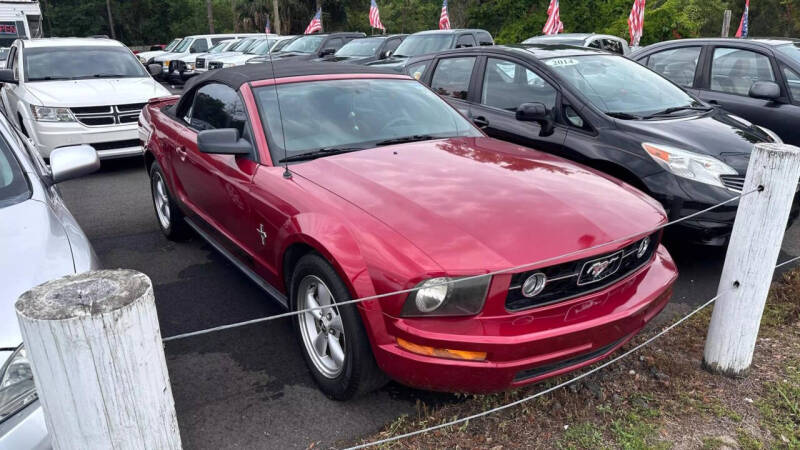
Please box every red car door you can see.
[171,83,258,252]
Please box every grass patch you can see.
[757,360,800,447]
[557,422,605,449]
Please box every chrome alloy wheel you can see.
[297,275,346,378]
[152,172,171,230]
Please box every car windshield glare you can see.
[777,43,800,64]
[25,46,148,81]
[248,39,276,55]
[335,38,383,57]
[232,39,256,52]
[544,55,697,116]
[254,79,481,162]
[174,38,194,53]
[0,136,29,208]
[164,38,181,52]
[282,35,324,53]
[393,34,453,57]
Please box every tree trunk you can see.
[231,0,238,32]
[272,0,281,34]
[105,0,116,39]
[206,0,215,34]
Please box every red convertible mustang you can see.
[140,62,677,399]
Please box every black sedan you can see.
[247,32,366,64]
[631,38,800,146]
[366,29,493,73]
[315,35,407,65]
[409,45,797,245]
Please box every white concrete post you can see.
[703,143,800,376]
[15,269,182,450]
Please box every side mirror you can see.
[380,50,392,59]
[147,64,162,76]
[749,81,781,101]
[49,145,100,183]
[0,68,17,85]
[197,129,252,155]
[319,47,336,57]
[516,102,554,136]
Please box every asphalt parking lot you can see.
[57,155,799,449]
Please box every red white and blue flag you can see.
[439,0,451,30]
[370,0,385,31]
[305,8,323,35]
[627,0,646,47]
[735,0,749,38]
[265,17,271,34]
[542,0,564,35]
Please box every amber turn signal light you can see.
[396,337,487,361]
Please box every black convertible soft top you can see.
[185,60,403,91]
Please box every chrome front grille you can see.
[720,175,745,192]
[70,103,146,127]
[505,233,659,311]
[196,57,205,69]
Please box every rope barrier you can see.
[349,251,800,449]
[162,188,759,342]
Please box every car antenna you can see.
[265,31,291,179]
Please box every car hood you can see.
[154,52,188,63]
[292,137,666,272]
[137,50,166,60]
[365,56,407,71]
[0,200,76,348]
[617,109,769,172]
[25,78,170,108]
[213,53,254,64]
[270,51,317,61]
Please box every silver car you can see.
[0,110,100,449]
[522,33,631,55]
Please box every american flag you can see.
[439,0,451,30]
[370,0,385,31]
[627,0,646,47]
[265,17,271,34]
[735,0,749,38]
[542,0,564,35]
[304,8,322,35]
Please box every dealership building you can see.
[0,0,42,47]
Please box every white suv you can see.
[154,33,263,80]
[0,37,170,159]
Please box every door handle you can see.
[175,146,187,162]
[472,116,489,128]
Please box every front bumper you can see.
[29,120,143,160]
[642,172,800,245]
[369,245,677,393]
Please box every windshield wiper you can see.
[29,76,73,81]
[278,147,364,163]
[375,135,437,146]
[641,105,713,119]
[92,74,129,78]
[606,112,643,120]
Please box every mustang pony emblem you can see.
[588,258,617,278]
[578,252,623,286]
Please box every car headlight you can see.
[0,346,37,423]
[401,276,491,317]
[30,105,75,122]
[162,60,170,68]
[642,143,737,189]
[222,63,235,68]
[758,126,783,144]
[186,63,195,71]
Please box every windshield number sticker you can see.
[546,58,579,67]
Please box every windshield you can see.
[247,39,277,55]
[394,34,453,57]
[208,41,231,53]
[335,38,383,57]
[282,35,324,53]
[544,54,698,117]
[254,79,480,162]
[777,43,800,64]
[174,38,194,53]
[25,46,148,81]
[0,135,29,208]
[232,38,256,52]
[272,38,294,52]
[164,38,181,52]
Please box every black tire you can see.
[149,162,189,240]
[290,253,388,400]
